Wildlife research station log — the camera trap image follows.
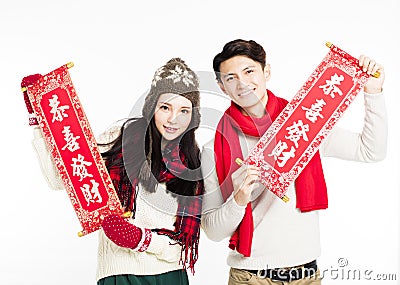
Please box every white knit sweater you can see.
[200,92,387,270]
[32,127,184,281]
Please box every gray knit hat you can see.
[142,58,200,129]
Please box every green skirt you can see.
[97,269,189,285]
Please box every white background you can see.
[1,0,399,284]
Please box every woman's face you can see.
[154,93,193,141]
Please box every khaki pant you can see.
[228,267,321,285]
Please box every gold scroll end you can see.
[122,211,132,218]
[77,230,84,237]
[67,62,74,69]
[325,42,333,48]
[281,195,290,203]
[21,86,27,92]
[372,71,381,78]
[235,158,244,166]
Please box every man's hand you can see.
[359,55,385,94]
[232,164,260,206]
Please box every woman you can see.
[23,58,204,285]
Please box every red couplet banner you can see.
[26,64,124,236]
[246,43,372,200]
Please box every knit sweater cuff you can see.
[136,228,152,252]
[226,194,247,214]
[364,91,383,97]
[33,126,42,138]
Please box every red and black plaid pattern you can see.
[158,142,203,273]
[161,142,187,178]
[106,142,203,273]
[107,152,137,212]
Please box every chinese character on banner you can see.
[319,73,344,98]
[24,63,124,236]
[245,42,374,201]
[268,140,296,168]
[285,120,309,148]
[302,99,326,123]
[71,154,93,181]
[49,94,70,122]
[62,126,81,152]
[81,179,103,207]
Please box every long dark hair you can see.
[100,115,202,211]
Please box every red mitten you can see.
[101,214,152,252]
[21,74,42,126]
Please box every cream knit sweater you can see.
[200,92,387,270]
[32,127,184,281]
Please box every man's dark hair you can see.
[213,39,266,82]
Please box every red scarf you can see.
[214,90,328,257]
[107,142,203,273]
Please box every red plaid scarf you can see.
[107,141,203,273]
[214,90,328,257]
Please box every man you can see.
[200,39,387,284]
